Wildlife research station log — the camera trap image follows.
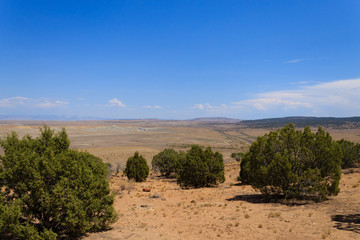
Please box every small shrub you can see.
[337,139,360,169]
[105,162,113,178]
[114,161,123,175]
[124,152,149,182]
[152,148,184,177]
[120,180,135,193]
[268,212,281,218]
[231,152,243,162]
[176,145,225,188]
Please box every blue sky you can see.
[1,0,359,120]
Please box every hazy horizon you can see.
[1,115,360,122]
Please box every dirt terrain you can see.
[86,167,360,240]
[0,120,359,239]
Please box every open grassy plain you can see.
[0,119,359,239]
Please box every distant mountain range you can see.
[1,115,360,128]
[189,117,241,122]
[240,116,360,128]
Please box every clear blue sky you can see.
[1,0,359,120]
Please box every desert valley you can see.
[1,119,359,240]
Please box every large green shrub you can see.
[337,139,360,169]
[0,126,117,239]
[176,145,225,188]
[152,148,183,177]
[124,152,149,182]
[240,124,342,201]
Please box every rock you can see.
[191,200,196,203]
[149,193,166,201]
[149,193,161,198]
[143,187,151,192]
[135,204,153,210]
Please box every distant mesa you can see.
[189,117,241,122]
[240,116,360,128]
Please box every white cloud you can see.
[192,103,227,111]
[0,97,69,109]
[0,97,31,107]
[143,105,163,109]
[192,103,211,110]
[233,79,360,114]
[193,78,360,118]
[291,81,318,85]
[233,97,312,111]
[284,58,303,64]
[37,100,69,108]
[56,100,69,105]
[108,98,126,107]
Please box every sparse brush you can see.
[268,212,281,218]
[112,188,122,195]
[120,179,136,194]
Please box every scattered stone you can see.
[135,204,153,210]
[149,193,166,201]
[143,187,151,192]
[149,193,161,198]
[191,200,196,203]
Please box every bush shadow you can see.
[150,174,177,182]
[226,193,311,206]
[332,214,360,234]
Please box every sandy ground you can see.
[0,120,359,239]
[80,164,360,240]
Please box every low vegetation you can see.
[240,123,342,201]
[0,126,117,239]
[176,145,225,188]
[152,148,184,177]
[124,152,149,182]
[337,139,360,169]
[230,152,243,162]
